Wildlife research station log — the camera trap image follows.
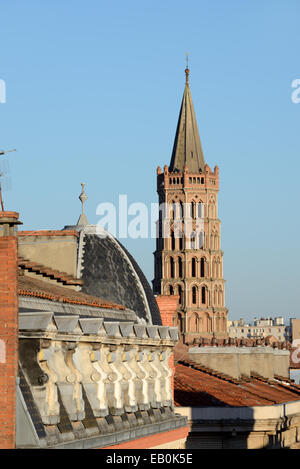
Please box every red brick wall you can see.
[156,295,179,327]
[0,212,19,449]
[156,295,179,397]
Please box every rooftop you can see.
[174,346,300,407]
[18,274,126,311]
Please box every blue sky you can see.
[1,0,299,323]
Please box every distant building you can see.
[291,318,300,343]
[228,317,292,342]
[174,342,300,449]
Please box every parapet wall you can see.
[189,346,290,380]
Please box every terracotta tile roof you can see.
[174,359,300,407]
[18,275,126,311]
[18,230,79,237]
[18,257,83,286]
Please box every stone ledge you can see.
[19,312,179,344]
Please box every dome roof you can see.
[76,226,161,325]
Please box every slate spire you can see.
[169,66,205,173]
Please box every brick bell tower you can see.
[153,66,228,342]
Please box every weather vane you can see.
[0,148,16,211]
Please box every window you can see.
[171,230,175,250]
[201,286,206,304]
[192,286,197,304]
[192,258,196,277]
[170,258,175,278]
[190,232,196,249]
[178,285,183,304]
[198,232,204,249]
[179,234,183,250]
[198,202,204,219]
[178,257,183,278]
[200,258,205,277]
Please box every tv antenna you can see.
[0,149,16,211]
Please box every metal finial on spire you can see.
[185,51,190,84]
[79,182,87,214]
[77,182,88,226]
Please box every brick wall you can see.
[0,212,20,449]
[156,295,179,396]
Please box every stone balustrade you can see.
[17,312,182,447]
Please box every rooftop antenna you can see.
[0,149,16,211]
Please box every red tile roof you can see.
[174,359,300,407]
[18,275,126,311]
[18,257,83,286]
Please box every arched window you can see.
[190,313,199,333]
[192,258,196,277]
[179,202,184,220]
[179,233,183,250]
[206,313,212,333]
[197,202,204,219]
[192,286,197,304]
[170,257,175,278]
[218,288,223,306]
[221,316,226,332]
[178,285,183,304]
[178,257,183,278]
[190,232,196,249]
[190,201,196,219]
[216,258,220,278]
[192,202,196,219]
[200,258,205,277]
[198,231,204,249]
[215,234,219,250]
[170,200,176,219]
[169,285,174,295]
[201,286,206,304]
[214,286,218,305]
[171,230,175,250]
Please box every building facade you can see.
[0,195,189,449]
[228,317,292,342]
[153,67,228,342]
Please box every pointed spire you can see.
[169,64,205,173]
[76,182,88,226]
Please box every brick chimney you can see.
[155,295,179,398]
[0,212,21,449]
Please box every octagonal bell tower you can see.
[153,66,228,342]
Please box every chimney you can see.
[0,211,21,448]
[155,295,179,397]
